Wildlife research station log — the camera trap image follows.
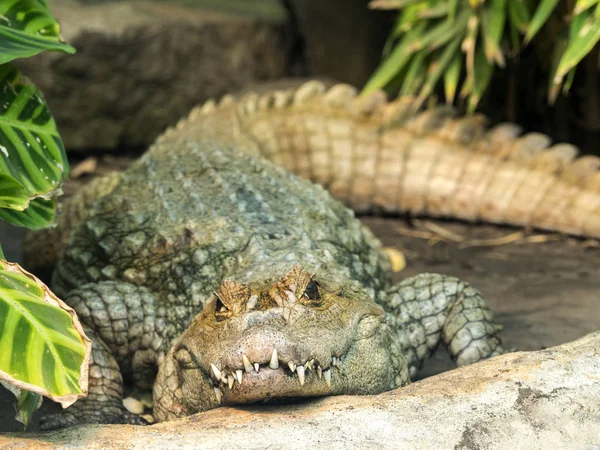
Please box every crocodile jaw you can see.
[155,267,404,416]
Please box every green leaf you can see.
[16,389,42,428]
[555,12,600,81]
[569,8,590,41]
[0,261,91,410]
[447,0,460,23]
[507,0,531,32]
[508,18,522,54]
[415,8,470,52]
[363,21,427,94]
[418,3,448,19]
[0,173,29,209]
[0,64,68,217]
[0,197,55,229]
[0,243,4,259]
[481,0,507,65]
[0,27,75,65]
[548,34,569,103]
[400,52,427,96]
[0,380,43,429]
[525,0,559,44]
[394,3,425,34]
[444,49,462,104]
[415,34,463,108]
[383,10,417,57]
[462,15,480,101]
[574,0,600,15]
[369,0,422,10]
[468,43,494,112]
[0,0,75,64]
[562,67,577,95]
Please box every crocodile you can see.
[36,80,600,428]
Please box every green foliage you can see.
[0,197,55,230]
[15,390,43,427]
[0,261,90,406]
[0,65,68,228]
[0,0,75,65]
[0,0,89,429]
[0,380,43,428]
[365,0,600,111]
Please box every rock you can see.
[2,332,598,449]
[289,0,394,87]
[15,0,290,152]
[14,0,396,153]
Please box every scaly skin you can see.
[25,81,600,273]
[165,81,600,238]
[38,82,512,428]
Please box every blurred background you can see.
[13,0,600,159]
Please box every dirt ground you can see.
[1,214,598,433]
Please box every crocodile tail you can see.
[165,80,600,239]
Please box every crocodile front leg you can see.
[384,274,505,378]
[41,281,161,429]
[40,326,144,430]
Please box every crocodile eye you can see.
[215,296,227,312]
[302,280,320,301]
[214,295,231,321]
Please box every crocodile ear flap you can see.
[215,280,250,315]
[278,265,314,300]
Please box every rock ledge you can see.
[2,332,599,449]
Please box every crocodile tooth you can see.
[288,362,296,372]
[254,363,260,372]
[210,363,222,380]
[305,359,314,371]
[323,369,331,388]
[235,369,243,384]
[269,348,279,369]
[227,375,234,389]
[213,387,223,404]
[297,365,305,385]
[221,375,228,384]
[242,354,253,373]
[246,295,258,311]
[272,293,284,308]
[317,366,322,380]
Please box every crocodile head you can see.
[154,265,404,418]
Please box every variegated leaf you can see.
[0,0,75,65]
[0,261,91,408]
[0,64,68,227]
[0,197,55,229]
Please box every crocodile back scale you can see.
[164,80,600,238]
